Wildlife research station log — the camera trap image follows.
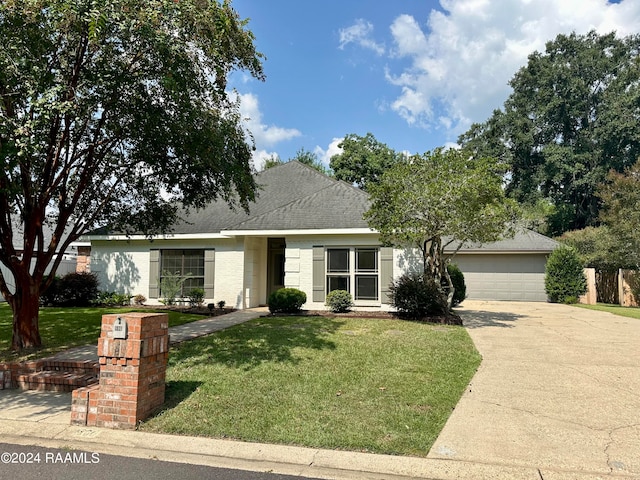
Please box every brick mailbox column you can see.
[71,312,169,429]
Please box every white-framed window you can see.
[326,248,379,302]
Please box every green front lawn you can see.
[574,303,640,320]
[141,316,481,456]
[0,304,204,362]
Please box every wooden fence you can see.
[580,268,638,307]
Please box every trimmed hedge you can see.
[268,288,307,313]
[545,246,587,304]
[325,290,354,313]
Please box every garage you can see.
[450,230,558,302]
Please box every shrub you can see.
[217,300,226,309]
[92,291,132,307]
[545,246,587,304]
[268,288,307,313]
[133,294,146,306]
[159,270,187,305]
[56,272,99,307]
[40,275,61,306]
[390,272,448,319]
[447,264,467,307]
[325,290,354,313]
[187,288,205,307]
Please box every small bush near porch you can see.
[141,316,481,456]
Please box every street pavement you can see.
[0,301,639,479]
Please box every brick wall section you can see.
[71,313,169,429]
[0,360,99,391]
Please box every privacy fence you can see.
[580,268,639,307]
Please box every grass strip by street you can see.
[574,303,640,320]
[0,304,204,362]
[141,315,481,456]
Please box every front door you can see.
[267,238,286,296]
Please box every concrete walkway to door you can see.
[429,300,640,478]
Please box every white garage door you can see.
[453,254,548,302]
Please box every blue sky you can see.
[228,0,639,170]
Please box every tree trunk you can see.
[422,237,455,311]
[10,283,42,350]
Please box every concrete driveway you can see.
[428,300,640,478]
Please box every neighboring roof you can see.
[172,161,371,234]
[454,228,559,254]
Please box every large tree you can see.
[460,30,640,236]
[597,160,640,269]
[0,0,264,350]
[365,148,518,308]
[330,132,402,190]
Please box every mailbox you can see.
[113,316,128,339]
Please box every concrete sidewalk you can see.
[46,308,268,361]
[1,302,639,479]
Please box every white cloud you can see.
[230,91,302,170]
[314,137,344,169]
[339,19,385,55]
[235,92,302,146]
[386,0,640,139]
[251,149,280,171]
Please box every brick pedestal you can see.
[71,313,169,429]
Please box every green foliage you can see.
[217,300,226,309]
[133,294,147,306]
[159,271,189,306]
[290,148,330,175]
[447,264,466,307]
[0,0,264,349]
[268,288,307,314]
[53,272,100,307]
[330,132,402,190]
[559,226,626,270]
[325,290,354,313]
[460,30,640,235]
[597,160,640,269]
[187,288,205,307]
[39,276,61,306]
[262,154,283,170]
[390,273,449,319]
[366,148,517,308]
[140,316,480,456]
[545,246,587,304]
[92,291,132,307]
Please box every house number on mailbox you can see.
[113,317,128,339]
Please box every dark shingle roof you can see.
[172,161,371,234]
[455,228,559,253]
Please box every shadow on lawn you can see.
[161,380,203,410]
[169,316,346,370]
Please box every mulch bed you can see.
[272,309,463,326]
[133,305,463,326]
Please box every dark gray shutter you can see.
[380,247,394,304]
[312,246,325,302]
[204,250,215,299]
[149,250,160,298]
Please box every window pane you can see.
[183,250,204,276]
[183,277,204,296]
[355,275,378,300]
[327,276,349,293]
[161,250,182,273]
[356,249,377,272]
[327,249,349,272]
